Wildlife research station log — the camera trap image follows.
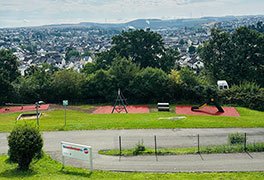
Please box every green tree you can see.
[179,39,185,45]
[188,45,196,54]
[84,69,114,102]
[199,29,234,83]
[52,70,85,102]
[179,67,200,87]
[65,48,80,62]
[81,50,91,57]
[168,68,209,103]
[109,56,140,95]
[8,125,43,170]
[111,29,177,72]
[231,27,264,86]
[0,49,19,104]
[199,27,264,86]
[131,67,171,102]
[16,65,55,103]
[160,48,180,72]
[0,73,13,104]
[81,62,97,74]
[24,63,58,76]
[94,50,117,70]
[0,49,19,82]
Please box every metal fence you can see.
[113,132,264,159]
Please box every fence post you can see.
[244,133,247,152]
[119,136,122,157]
[154,135,158,161]
[197,134,200,153]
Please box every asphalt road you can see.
[1,128,264,172]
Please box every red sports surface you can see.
[92,105,150,114]
[0,104,50,114]
[176,106,240,117]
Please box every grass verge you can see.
[0,155,264,179]
[99,143,264,156]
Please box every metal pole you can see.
[244,133,247,152]
[119,136,122,157]
[36,104,39,127]
[61,142,65,169]
[64,106,66,126]
[62,155,65,169]
[198,134,200,153]
[89,148,93,171]
[154,135,158,161]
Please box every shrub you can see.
[131,67,171,103]
[220,82,264,111]
[228,133,245,145]
[8,125,43,170]
[133,140,146,155]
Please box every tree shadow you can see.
[60,168,93,178]
[0,168,37,178]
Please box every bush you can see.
[131,67,171,103]
[228,133,245,145]
[133,140,146,155]
[8,125,43,170]
[220,82,264,111]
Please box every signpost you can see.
[63,100,68,126]
[61,141,93,171]
[35,101,45,127]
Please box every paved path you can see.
[1,128,264,172]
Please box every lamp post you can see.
[35,101,45,127]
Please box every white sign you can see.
[61,141,93,170]
[63,100,68,106]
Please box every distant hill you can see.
[42,15,263,30]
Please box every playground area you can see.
[0,103,241,117]
[0,89,240,117]
[0,104,50,114]
[176,106,240,117]
[92,105,150,114]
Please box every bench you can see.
[157,103,170,111]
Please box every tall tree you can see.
[51,70,85,102]
[111,29,177,72]
[199,29,234,83]
[131,67,171,102]
[109,56,140,95]
[0,49,19,82]
[0,72,13,104]
[0,49,19,104]
[84,69,114,102]
[65,47,80,62]
[17,64,56,103]
[231,27,264,86]
[199,27,264,86]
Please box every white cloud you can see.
[0,0,263,27]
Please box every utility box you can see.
[157,103,170,111]
[217,80,229,90]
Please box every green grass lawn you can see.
[0,107,264,132]
[99,143,264,156]
[0,155,264,180]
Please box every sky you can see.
[0,0,263,28]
